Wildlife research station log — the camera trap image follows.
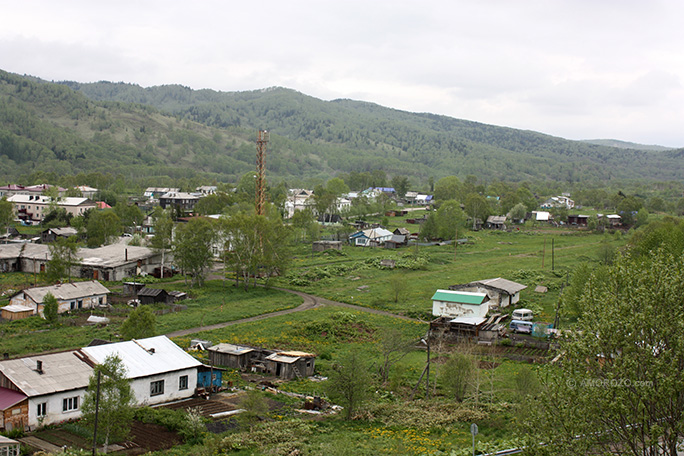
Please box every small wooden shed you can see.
[207,343,256,369]
[264,351,316,380]
[1,304,34,321]
[137,287,169,304]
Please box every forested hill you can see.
[1,69,683,187]
[57,80,684,183]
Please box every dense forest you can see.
[1,70,684,191]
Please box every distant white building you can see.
[7,280,110,317]
[284,189,314,218]
[7,195,96,223]
[541,195,575,209]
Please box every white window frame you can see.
[179,375,188,390]
[37,401,47,417]
[63,396,79,412]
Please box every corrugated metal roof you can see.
[431,290,487,305]
[137,287,166,297]
[277,351,315,358]
[81,336,202,379]
[208,343,255,356]
[22,281,110,303]
[478,278,527,294]
[0,351,93,397]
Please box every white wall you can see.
[28,388,86,429]
[432,300,489,318]
[130,368,198,406]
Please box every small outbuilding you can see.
[207,344,257,370]
[1,304,34,321]
[312,240,342,252]
[264,351,316,380]
[431,289,490,319]
[137,287,170,305]
[449,277,527,309]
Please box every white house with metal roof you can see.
[81,336,202,407]
[431,289,490,319]
[7,281,110,317]
[0,336,202,431]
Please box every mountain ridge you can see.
[0,70,682,187]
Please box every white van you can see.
[512,308,533,321]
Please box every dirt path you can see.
[166,283,420,338]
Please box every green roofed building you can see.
[431,289,489,319]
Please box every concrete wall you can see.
[28,388,86,430]
[130,368,198,407]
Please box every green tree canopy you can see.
[120,305,156,340]
[46,236,80,283]
[525,249,684,456]
[172,217,216,287]
[81,354,135,454]
[42,292,59,323]
[86,210,122,247]
[326,351,373,420]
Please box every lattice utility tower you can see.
[255,130,269,215]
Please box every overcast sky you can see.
[2,1,683,147]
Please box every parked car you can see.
[509,319,534,334]
[512,308,534,321]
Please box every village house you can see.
[159,192,199,214]
[196,186,217,196]
[349,227,393,247]
[144,187,179,199]
[74,185,99,199]
[541,195,575,209]
[449,277,527,309]
[312,240,342,252]
[0,184,67,199]
[6,280,110,318]
[81,336,202,408]
[284,189,314,218]
[485,215,507,230]
[41,227,78,244]
[0,336,202,431]
[0,243,165,281]
[7,195,96,224]
[431,289,490,319]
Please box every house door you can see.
[40,263,45,273]
[275,363,282,377]
[93,270,99,280]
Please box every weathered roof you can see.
[207,343,255,356]
[20,281,110,304]
[1,304,34,313]
[0,243,51,261]
[477,278,527,294]
[159,192,199,200]
[431,290,487,305]
[277,350,315,358]
[265,353,299,364]
[137,287,167,297]
[0,351,93,397]
[0,386,27,410]
[449,316,487,326]
[486,216,507,224]
[78,244,157,268]
[44,227,78,237]
[7,195,93,207]
[81,336,202,379]
[388,235,406,244]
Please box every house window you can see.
[98,297,104,305]
[150,380,164,396]
[179,375,188,390]
[63,396,79,412]
[77,300,83,309]
[37,402,47,417]
[70,301,75,310]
